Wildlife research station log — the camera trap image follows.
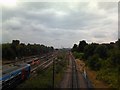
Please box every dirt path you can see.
[75,59,109,88]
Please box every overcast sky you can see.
[2,2,118,48]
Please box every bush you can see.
[73,52,84,59]
[84,44,98,59]
[87,54,101,70]
[94,45,108,59]
[97,68,118,88]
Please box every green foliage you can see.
[17,67,53,88]
[71,44,78,52]
[87,54,101,70]
[97,68,119,88]
[54,60,66,87]
[17,51,68,88]
[115,39,120,49]
[108,49,120,67]
[94,45,108,59]
[73,52,84,59]
[84,43,98,59]
[78,40,88,52]
[71,40,88,52]
[2,43,16,59]
[54,51,68,87]
[72,39,120,88]
[2,40,54,60]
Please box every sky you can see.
[1,1,118,48]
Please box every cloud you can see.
[2,2,118,48]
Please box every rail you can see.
[71,53,79,88]
[31,57,56,73]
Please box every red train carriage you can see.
[26,58,40,66]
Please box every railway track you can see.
[71,53,79,88]
[1,52,57,90]
[59,52,92,89]
[31,58,54,73]
[70,52,92,89]
[3,52,54,65]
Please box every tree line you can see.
[71,39,120,88]
[2,40,54,60]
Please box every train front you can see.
[0,64,31,89]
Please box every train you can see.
[26,58,40,65]
[0,64,31,89]
[0,57,41,89]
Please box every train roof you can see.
[2,64,30,76]
[0,64,30,81]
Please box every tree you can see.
[87,54,101,70]
[84,43,98,59]
[108,49,120,67]
[78,40,88,52]
[71,44,78,52]
[2,40,54,60]
[12,40,20,45]
[116,39,120,49]
[94,45,108,59]
[2,43,16,59]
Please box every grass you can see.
[75,59,109,88]
[97,68,119,88]
[17,67,53,89]
[16,51,68,89]
[54,52,68,87]
[72,51,119,89]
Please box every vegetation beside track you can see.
[72,40,120,88]
[54,51,68,87]
[17,66,53,89]
[2,40,54,60]
[16,50,68,89]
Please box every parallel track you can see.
[70,52,92,89]
[71,53,79,88]
[2,53,57,90]
[31,58,54,73]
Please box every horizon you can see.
[2,2,118,48]
[1,39,119,49]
